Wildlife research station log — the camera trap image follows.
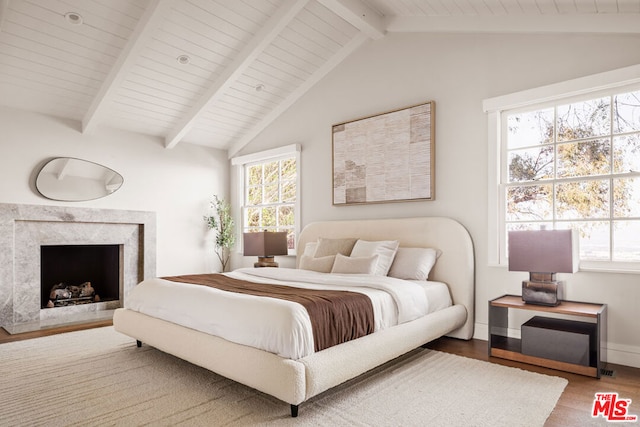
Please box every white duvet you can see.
[125,268,450,360]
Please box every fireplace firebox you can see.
[40,245,121,309]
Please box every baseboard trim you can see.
[605,343,640,369]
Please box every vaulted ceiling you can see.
[1,0,639,157]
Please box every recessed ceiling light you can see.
[64,12,83,26]
[176,55,190,65]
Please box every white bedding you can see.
[124,268,452,360]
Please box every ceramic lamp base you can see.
[522,280,563,306]
[254,256,278,268]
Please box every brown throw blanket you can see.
[163,273,375,353]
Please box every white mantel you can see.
[0,203,156,333]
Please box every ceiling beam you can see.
[82,0,171,134]
[227,32,370,158]
[317,0,386,39]
[164,0,310,149]
[386,14,640,34]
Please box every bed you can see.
[113,216,474,417]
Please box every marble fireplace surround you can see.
[0,203,156,333]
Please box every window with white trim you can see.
[231,145,300,254]
[484,65,640,272]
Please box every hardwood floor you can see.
[0,320,112,344]
[2,324,638,426]
[426,337,640,426]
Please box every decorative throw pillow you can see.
[388,247,440,281]
[299,254,335,273]
[350,240,399,276]
[330,253,379,275]
[313,237,357,258]
[303,241,318,257]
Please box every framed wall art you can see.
[332,101,435,205]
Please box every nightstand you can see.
[488,294,606,378]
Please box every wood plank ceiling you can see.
[0,0,639,157]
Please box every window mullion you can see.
[276,160,282,229]
[243,161,291,230]
[503,94,638,264]
[552,105,558,228]
[233,144,300,254]
[609,94,615,262]
[487,67,640,269]
[610,176,615,262]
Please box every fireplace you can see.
[41,244,121,309]
[0,203,156,334]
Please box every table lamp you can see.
[508,229,579,306]
[243,231,288,268]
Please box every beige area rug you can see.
[0,327,567,426]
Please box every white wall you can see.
[234,32,640,367]
[0,106,229,276]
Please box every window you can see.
[231,144,300,254]
[484,65,640,272]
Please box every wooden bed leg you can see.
[290,404,298,418]
[136,340,142,348]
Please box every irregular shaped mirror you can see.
[35,158,124,201]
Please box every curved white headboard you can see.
[297,217,475,340]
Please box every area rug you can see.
[0,327,567,426]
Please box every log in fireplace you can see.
[40,245,121,309]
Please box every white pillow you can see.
[299,254,335,273]
[331,253,379,275]
[303,241,318,257]
[350,240,399,276]
[388,247,439,281]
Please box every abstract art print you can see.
[332,101,435,205]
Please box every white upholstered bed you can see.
[113,217,474,417]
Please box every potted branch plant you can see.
[203,195,235,272]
